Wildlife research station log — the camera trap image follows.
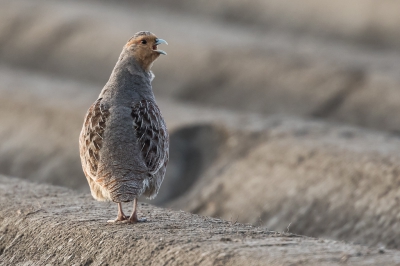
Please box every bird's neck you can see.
[100,51,156,104]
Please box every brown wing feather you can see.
[131,100,169,176]
[79,98,109,182]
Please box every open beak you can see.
[153,38,168,55]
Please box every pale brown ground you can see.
[1,175,400,266]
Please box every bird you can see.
[79,31,169,223]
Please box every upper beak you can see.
[154,38,168,55]
[155,38,168,45]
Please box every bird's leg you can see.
[128,198,147,223]
[107,202,128,223]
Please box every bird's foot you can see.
[127,216,147,224]
[107,214,128,223]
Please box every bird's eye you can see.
[141,40,147,44]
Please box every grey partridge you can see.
[79,31,169,223]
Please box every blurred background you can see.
[2,0,400,249]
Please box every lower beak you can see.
[154,38,168,55]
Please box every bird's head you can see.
[125,31,168,72]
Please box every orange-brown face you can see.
[126,33,167,71]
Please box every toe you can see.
[107,215,128,223]
[128,217,147,223]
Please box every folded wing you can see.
[131,100,169,176]
[79,98,109,181]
